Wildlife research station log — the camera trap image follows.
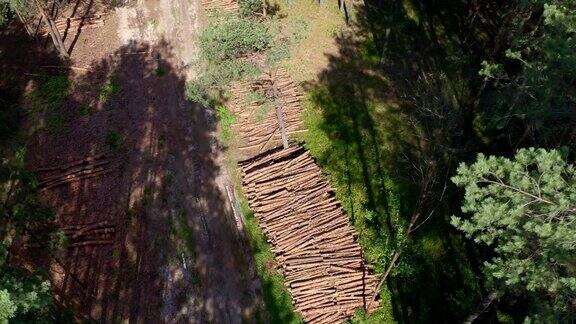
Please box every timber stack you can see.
[230,68,306,159]
[240,145,380,323]
[202,0,239,11]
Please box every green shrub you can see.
[216,105,236,144]
[105,130,124,151]
[0,3,11,26]
[45,113,64,135]
[239,0,263,17]
[99,77,120,100]
[23,75,70,135]
[202,58,259,88]
[78,103,91,116]
[255,101,274,122]
[266,41,290,67]
[155,65,166,77]
[26,75,70,112]
[199,17,270,62]
[186,82,210,107]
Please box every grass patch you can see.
[242,90,267,106]
[142,185,153,206]
[169,209,201,287]
[45,113,65,135]
[155,64,166,77]
[78,103,91,116]
[242,90,274,122]
[280,4,403,318]
[99,76,120,100]
[275,0,344,83]
[216,105,236,145]
[24,74,71,135]
[191,271,201,286]
[105,130,125,151]
[26,75,70,112]
[171,211,195,257]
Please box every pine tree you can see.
[452,148,576,318]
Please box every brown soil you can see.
[13,0,264,322]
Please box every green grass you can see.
[301,86,401,322]
[155,64,166,77]
[78,103,91,116]
[99,77,121,100]
[169,209,201,287]
[26,75,70,112]
[275,0,344,83]
[24,74,71,135]
[216,105,237,145]
[105,130,125,151]
[46,113,65,135]
[254,102,274,123]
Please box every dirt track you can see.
[25,0,263,322]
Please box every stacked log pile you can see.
[240,146,380,323]
[40,15,104,37]
[202,0,239,11]
[230,69,306,158]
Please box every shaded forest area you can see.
[301,0,575,322]
[0,22,70,321]
[1,0,264,321]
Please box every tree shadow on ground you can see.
[0,20,62,146]
[20,37,263,322]
[0,17,74,322]
[301,0,518,322]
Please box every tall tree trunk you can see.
[14,8,33,36]
[35,0,69,58]
[347,0,353,18]
[379,28,391,65]
[379,0,396,65]
[47,16,68,55]
[463,291,498,324]
[366,248,401,310]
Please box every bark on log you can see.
[35,0,69,58]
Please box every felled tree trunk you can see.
[270,68,289,149]
[35,0,69,58]
[14,8,34,36]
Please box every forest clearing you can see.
[1,0,575,323]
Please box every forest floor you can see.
[9,0,264,322]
